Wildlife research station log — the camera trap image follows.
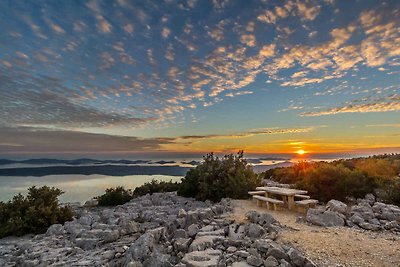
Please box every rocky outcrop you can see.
[0,193,317,267]
[306,209,346,227]
[305,194,400,233]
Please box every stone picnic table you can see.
[255,186,308,210]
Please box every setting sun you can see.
[296,149,306,155]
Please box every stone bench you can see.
[253,195,284,211]
[248,191,266,196]
[295,199,318,213]
[294,194,310,200]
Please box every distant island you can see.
[0,165,190,177]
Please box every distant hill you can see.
[0,158,151,166]
[252,161,294,173]
[0,165,189,177]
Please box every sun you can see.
[296,149,306,155]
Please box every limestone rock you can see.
[264,256,279,267]
[306,208,345,227]
[188,224,200,237]
[181,249,222,267]
[326,200,348,214]
[189,235,224,252]
[246,255,263,266]
[46,224,64,236]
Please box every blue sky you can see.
[0,0,399,157]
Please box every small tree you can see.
[0,186,73,238]
[178,151,260,202]
[96,186,133,206]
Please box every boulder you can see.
[235,250,251,258]
[84,199,98,207]
[246,224,265,238]
[178,209,188,218]
[46,224,64,236]
[142,251,172,267]
[103,229,120,243]
[174,229,188,239]
[364,194,376,205]
[306,209,345,227]
[74,237,100,250]
[326,200,348,214]
[351,205,375,221]
[188,224,200,237]
[174,238,191,253]
[266,248,289,261]
[245,211,276,226]
[359,222,380,231]
[181,249,222,267]
[264,256,279,267]
[232,262,252,267]
[189,235,224,252]
[246,255,263,266]
[349,214,364,225]
[125,227,166,261]
[255,239,272,253]
[287,248,305,266]
[229,223,246,240]
[64,221,84,238]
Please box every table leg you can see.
[287,195,295,210]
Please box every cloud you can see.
[123,23,134,34]
[296,0,321,21]
[300,101,400,117]
[96,15,112,33]
[366,124,400,127]
[0,71,155,128]
[225,90,253,97]
[0,126,174,154]
[162,27,171,38]
[178,126,317,140]
[240,34,256,47]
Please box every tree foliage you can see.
[0,186,73,238]
[261,154,400,204]
[178,151,260,202]
[96,186,133,206]
[97,179,180,206]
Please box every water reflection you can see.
[0,174,182,204]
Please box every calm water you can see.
[0,174,182,203]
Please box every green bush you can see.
[0,186,73,238]
[96,186,133,206]
[178,151,260,202]
[97,180,181,206]
[261,154,400,204]
[381,178,400,206]
[132,179,180,197]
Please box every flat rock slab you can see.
[182,249,222,267]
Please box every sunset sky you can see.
[0,0,399,158]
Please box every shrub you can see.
[97,180,181,206]
[380,178,400,206]
[132,179,180,197]
[178,151,260,202]
[96,186,133,206]
[261,154,400,204]
[0,186,73,238]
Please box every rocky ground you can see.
[232,199,400,267]
[0,192,317,267]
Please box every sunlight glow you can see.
[296,149,306,155]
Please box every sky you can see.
[0,0,399,158]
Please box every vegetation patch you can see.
[0,186,73,238]
[261,154,400,204]
[178,151,260,202]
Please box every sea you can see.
[0,155,351,203]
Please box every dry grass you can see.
[231,199,400,267]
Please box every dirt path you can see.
[230,199,400,267]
